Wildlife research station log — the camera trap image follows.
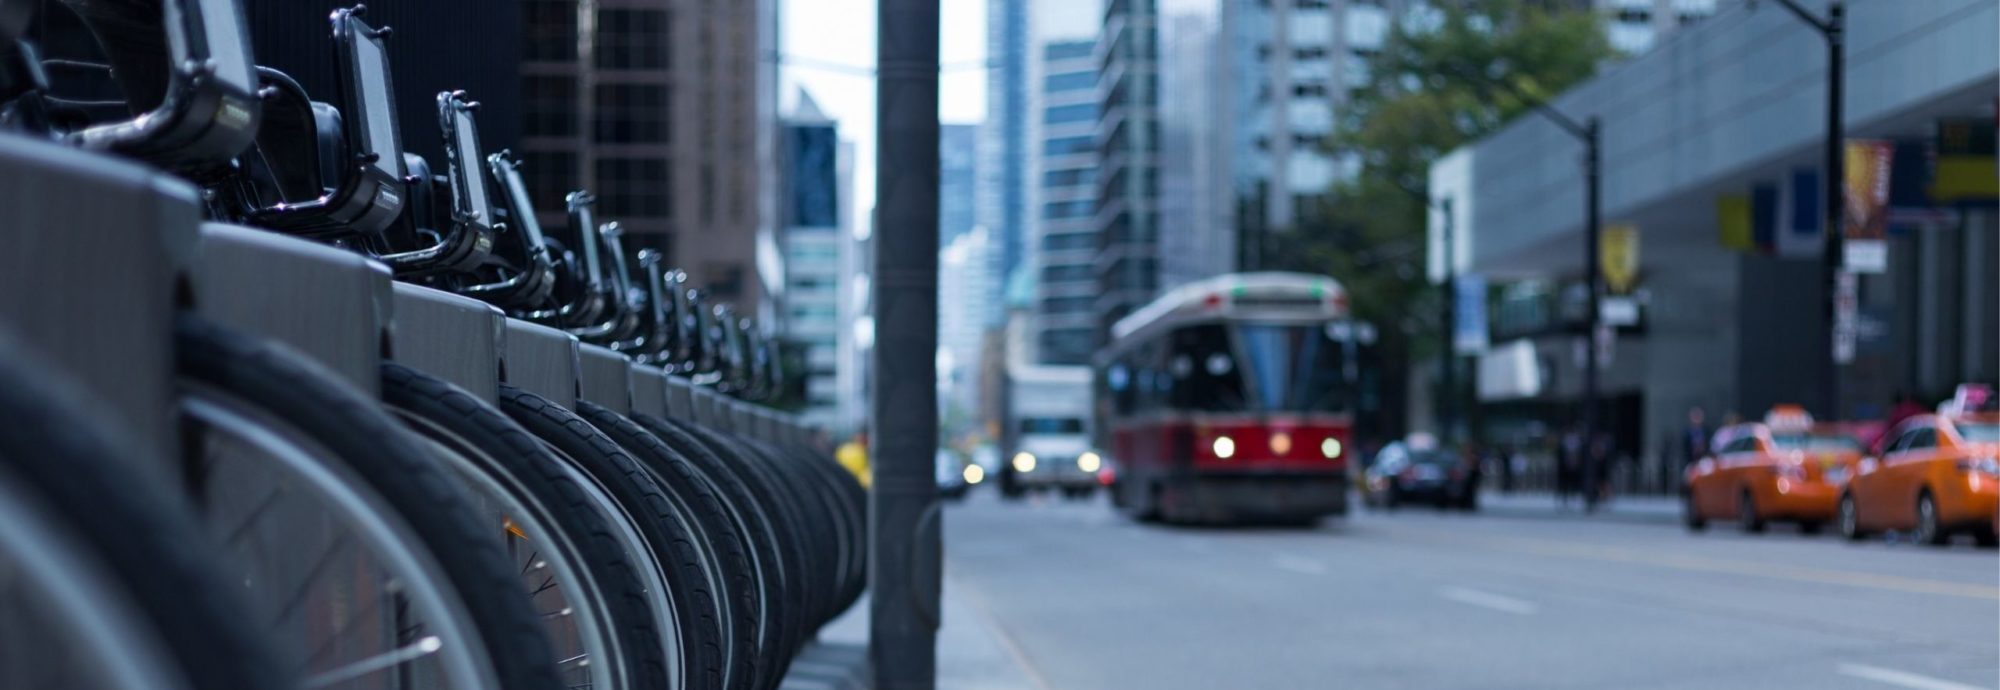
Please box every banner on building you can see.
[1717,194,1754,252]
[1599,224,1640,294]
[1453,274,1488,355]
[1844,140,1894,274]
[1752,183,1779,254]
[1931,118,1998,206]
[1778,168,1822,259]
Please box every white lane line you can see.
[1437,586,1538,615]
[1271,554,1328,575]
[1836,663,1994,690]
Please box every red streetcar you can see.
[1095,272,1366,524]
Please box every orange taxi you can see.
[1683,406,1864,534]
[1838,391,2000,546]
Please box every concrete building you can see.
[982,0,1032,329]
[836,194,873,438]
[1432,0,1998,489]
[1094,0,1162,349]
[942,124,981,245]
[518,0,776,311]
[778,91,851,430]
[1598,0,1724,55]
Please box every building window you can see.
[1044,71,1095,94]
[1041,296,1093,314]
[523,75,577,137]
[596,9,671,70]
[1042,232,1095,252]
[1044,103,1095,125]
[1043,200,1094,220]
[1045,41,1093,61]
[522,150,578,213]
[790,306,838,321]
[593,157,671,218]
[1044,168,1097,188]
[1042,265,1093,283]
[594,83,670,143]
[524,1,577,62]
[1044,135,1094,157]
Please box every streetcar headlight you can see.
[1012,452,1037,473]
[1078,452,1102,473]
[1213,436,1236,460]
[963,464,985,485]
[1321,438,1344,460]
[1270,432,1293,456]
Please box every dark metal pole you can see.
[1582,117,1602,477]
[1820,1,1846,420]
[1440,196,1456,444]
[871,0,941,685]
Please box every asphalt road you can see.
[942,490,2000,690]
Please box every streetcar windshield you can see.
[1235,323,1347,412]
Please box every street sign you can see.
[1833,271,1859,364]
[1843,140,1893,274]
[1600,224,1639,294]
[1453,274,1488,355]
[1599,296,1639,327]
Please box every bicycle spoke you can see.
[266,532,353,629]
[302,635,444,688]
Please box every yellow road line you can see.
[1393,527,2000,601]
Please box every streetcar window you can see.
[1171,325,1247,411]
[1235,323,1348,412]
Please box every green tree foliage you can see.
[1268,0,1613,341]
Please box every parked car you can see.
[1840,386,2000,546]
[1682,405,1864,534]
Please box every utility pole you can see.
[871,0,941,686]
[1439,196,1456,444]
[1582,116,1601,470]
[1765,0,1846,419]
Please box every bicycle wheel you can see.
[0,334,292,690]
[175,316,558,690]
[382,363,669,690]
[500,385,725,690]
[579,401,768,690]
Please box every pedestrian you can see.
[1497,442,1517,494]
[1873,390,1926,451]
[1583,432,1610,513]
[1557,427,1582,510]
[1680,407,1709,488]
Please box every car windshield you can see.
[1019,417,1083,434]
[1768,434,1862,452]
[1408,451,1460,467]
[1956,422,2000,444]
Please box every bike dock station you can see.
[0,0,917,686]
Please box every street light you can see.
[1756,0,1846,420]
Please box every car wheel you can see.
[1915,491,1948,546]
[1739,490,1766,533]
[1683,492,1706,532]
[1838,493,1866,541]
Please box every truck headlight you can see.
[1321,438,1343,460]
[1012,452,1037,473]
[963,464,985,484]
[1078,452,1102,473]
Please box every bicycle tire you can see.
[579,401,769,690]
[729,437,841,627]
[176,316,559,690]
[381,363,669,690]
[755,438,867,622]
[635,413,806,685]
[499,385,726,690]
[0,333,294,690]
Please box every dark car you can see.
[1368,442,1479,511]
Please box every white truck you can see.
[1000,363,1100,499]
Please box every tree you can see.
[1266,0,1613,434]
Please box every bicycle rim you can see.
[394,410,624,690]
[182,386,497,690]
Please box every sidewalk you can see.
[1472,490,1681,524]
[780,570,1046,690]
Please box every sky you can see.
[782,0,990,239]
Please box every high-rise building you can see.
[778,90,848,430]
[1598,0,1723,55]
[1031,40,1100,365]
[518,0,776,312]
[938,227,997,420]
[981,0,1030,329]
[1094,0,1162,348]
[941,125,981,244]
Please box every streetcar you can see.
[1094,272,1366,524]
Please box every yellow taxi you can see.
[1839,386,2000,547]
[1683,406,1864,534]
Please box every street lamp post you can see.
[1764,0,1846,420]
[1439,196,1456,444]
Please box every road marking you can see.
[1437,586,1539,615]
[1390,527,2000,601]
[1271,554,1328,575]
[1836,663,1993,690]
